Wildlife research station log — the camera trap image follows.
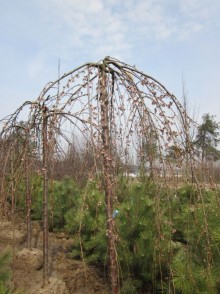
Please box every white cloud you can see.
[177,0,220,38]
[44,0,129,59]
[44,0,218,61]
[179,0,219,20]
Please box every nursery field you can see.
[1,176,220,293]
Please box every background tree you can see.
[194,113,220,162]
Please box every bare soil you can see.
[0,214,110,293]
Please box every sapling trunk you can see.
[25,149,32,249]
[42,106,49,285]
[10,150,15,214]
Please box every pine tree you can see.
[194,113,220,162]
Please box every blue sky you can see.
[1,0,220,121]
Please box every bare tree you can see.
[1,56,207,293]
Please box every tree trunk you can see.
[42,106,49,285]
[10,151,15,214]
[99,64,119,294]
[25,151,32,249]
